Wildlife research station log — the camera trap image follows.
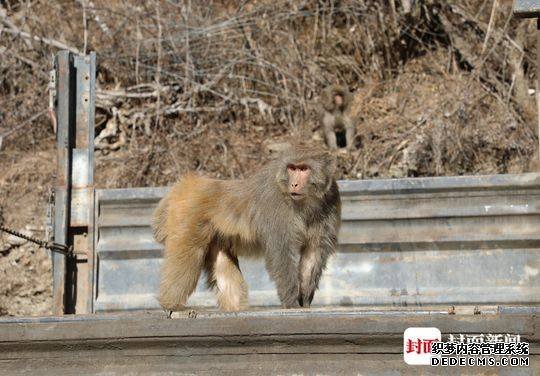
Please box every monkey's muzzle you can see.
[290,192,305,200]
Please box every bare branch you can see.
[0,17,80,54]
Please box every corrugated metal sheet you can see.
[514,0,540,18]
[93,173,540,312]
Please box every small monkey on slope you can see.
[153,144,341,312]
[320,84,355,150]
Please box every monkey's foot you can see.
[283,301,302,309]
[298,297,311,308]
[166,310,173,319]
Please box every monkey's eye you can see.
[287,164,310,172]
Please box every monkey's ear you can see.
[265,141,292,159]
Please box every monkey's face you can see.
[334,94,343,107]
[276,151,336,203]
[286,163,311,200]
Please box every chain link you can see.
[0,224,72,256]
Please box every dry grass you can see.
[1,0,537,183]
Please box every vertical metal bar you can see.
[93,190,100,313]
[71,54,94,228]
[59,52,96,314]
[53,51,74,315]
[537,18,540,160]
[86,53,96,314]
[72,52,96,314]
[52,51,96,315]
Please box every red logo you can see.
[404,327,441,365]
[405,338,438,354]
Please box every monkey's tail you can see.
[152,194,169,244]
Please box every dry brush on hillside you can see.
[1,0,538,183]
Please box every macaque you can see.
[152,144,341,312]
[321,85,355,150]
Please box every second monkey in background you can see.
[320,84,355,150]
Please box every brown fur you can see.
[154,144,341,312]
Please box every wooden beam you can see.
[0,309,538,374]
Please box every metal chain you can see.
[0,224,72,256]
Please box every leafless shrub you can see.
[0,0,537,183]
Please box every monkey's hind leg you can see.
[205,243,248,311]
[158,235,205,312]
[345,117,355,150]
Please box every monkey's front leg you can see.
[265,243,301,308]
[298,233,336,307]
[325,129,338,150]
[323,113,338,150]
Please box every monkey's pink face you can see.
[334,94,343,107]
[287,163,311,200]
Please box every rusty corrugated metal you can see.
[92,173,540,312]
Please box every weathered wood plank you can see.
[2,354,538,376]
[0,309,537,343]
[0,309,537,374]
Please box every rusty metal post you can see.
[52,51,74,315]
[52,51,96,315]
[72,53,96,314]
[514,1,540,159]
[537,18,540,160]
